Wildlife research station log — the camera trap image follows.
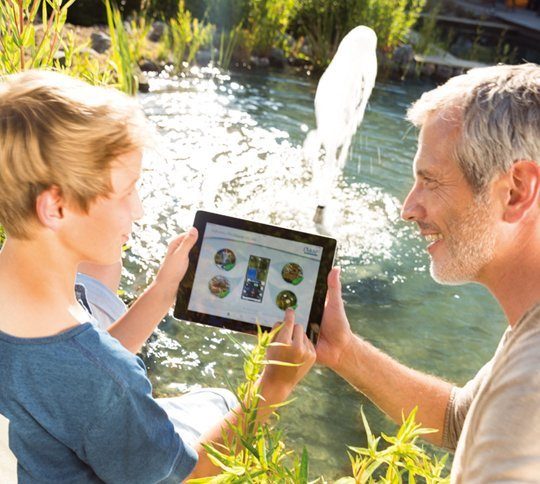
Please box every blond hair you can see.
[407,63,540,192]
[0,70,148,239]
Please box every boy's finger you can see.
[276,308,295,341]
[304,334,316,354]
[173,227,198,256]
[292,323,304,345]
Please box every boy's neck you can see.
[0,237,88,338]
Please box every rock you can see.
[90,31,111,54]
[392,44,414,66]
[436,64,454,80]
[139,59,160,72]
[53,49,66,68]
[148,21,166,42]
[195,49,214,66]
[450,36,473,59]
[250,56,270,68]
[269,47,286,68]
[421,62,436,77]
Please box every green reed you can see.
[187,326,449,483]
[0,0,76,74]
[294,0,426,71]
[163,0,214,69]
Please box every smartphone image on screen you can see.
[241,255,271,303]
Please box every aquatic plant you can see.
[336,407,449,483]
[217,23,242,70]
[187,326,449,483]
[105,0,140,95]
[164,0,214,69]
[245,0,297,57]
[187,324,310,483]
[0,0,76,74]
[293,0,426,70]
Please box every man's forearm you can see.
[333,335,452,446]
[107,282,171,354]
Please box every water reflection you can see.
[123,67,503,479]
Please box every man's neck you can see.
[482,230,540,327]
[0,237,86,337]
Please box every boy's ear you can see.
[502,160,540,223]
[35,186,65,231]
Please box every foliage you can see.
[0,225,5,247]
[217,23,242,70]
[58,30,115,86]
[292,0,426,70]
[105,0,139,95]
[186,327,449,483]
[187,325,310,483]
[336,407,449,483]
[164,0,214,69]
[127,14,152,63]
[244,0,297,57]
[0,0,76,74]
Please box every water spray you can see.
[304,26,378,229]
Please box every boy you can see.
[0,70,316,482]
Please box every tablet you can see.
[174,211,337,342]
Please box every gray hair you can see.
[407,63,540,192]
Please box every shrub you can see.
[292,0,426,70]
[245,0,297,57]
[0,0,76,74]
[188,327,450,483]
[163,0,214,69]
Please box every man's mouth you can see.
[424,233,443,243]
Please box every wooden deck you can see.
[451,0,540,33]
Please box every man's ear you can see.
[35,186,65,231]
[503,160,540,223]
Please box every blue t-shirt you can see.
[0,323,198,483]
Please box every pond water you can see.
[123,67,505,479]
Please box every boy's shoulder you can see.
[0,323,148,417]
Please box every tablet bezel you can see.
[173,210,337,342]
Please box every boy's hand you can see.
[315,267,355,372]
[260,309,316,401]
[153,228,198,306]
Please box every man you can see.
[317,63,540,481]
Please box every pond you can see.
[123,67,505,480]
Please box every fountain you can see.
[303,26,378,229]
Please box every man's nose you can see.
[401,185,424,221]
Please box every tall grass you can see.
[105,0,139,95]
[218,23,242,70]
[164,0,214,69]
[0,0,76,74]
[245,0,296,56]
[189,327,450,483]
[293,0,426,70]
[187,325,310,483]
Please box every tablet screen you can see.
[187,223,324,329]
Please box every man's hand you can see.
[260,309,316,401]
[316,267,355,371]
[152,228,198,306]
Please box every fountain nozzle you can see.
[313,205,326,225]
